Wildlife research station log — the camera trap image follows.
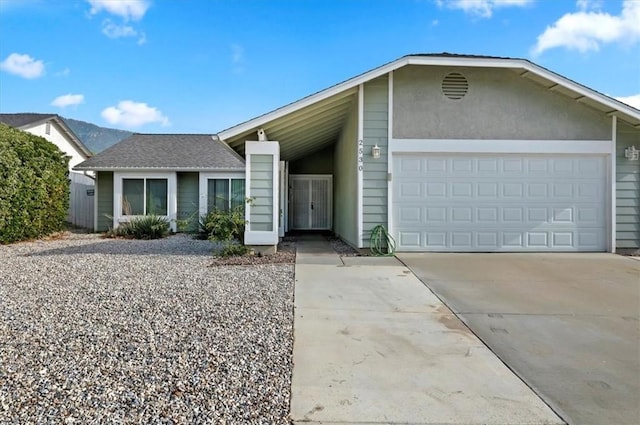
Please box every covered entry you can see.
[289,175,333,230]
[393,152,608,252]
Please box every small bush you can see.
[219,242,249,257]
[106,215,170,239]
[201,205,246,243]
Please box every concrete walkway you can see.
[291,236,564,425]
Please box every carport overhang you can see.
[218,53,640,161]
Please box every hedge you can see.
[0,124,70,244]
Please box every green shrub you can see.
[0,124,70,244]
[200,205,246,243]
[106,215,170,240]
[219,242,250,257]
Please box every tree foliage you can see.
[0,124,70,243]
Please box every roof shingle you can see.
[0,113,57,128]
[74,134,245,170]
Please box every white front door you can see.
[393,154,607,252]
[289,175,332,230]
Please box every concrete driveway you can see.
[398,253,640,425]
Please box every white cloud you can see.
[87,0,150,21]
[436,0,533,18]
[0,53,45,79]
[532,0,640,55]
[576,0,603,12]
[231,43,244,64]
[230,43,245,74]
[55,68,71,77]
[102,19,137,38]
[102,100,170,128]
[615,94,640,110]
[51,94,85,108]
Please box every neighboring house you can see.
[0,113,95,229]
[74,134,246,232]
[77,53,640,253]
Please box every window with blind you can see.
[207,178,245,212]
[122,178,168,216]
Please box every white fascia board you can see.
[406,56,526,69]
[391,139,612,154]
[519,62,640,122]
[52,117,92,159]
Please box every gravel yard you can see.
[0,234,295,424]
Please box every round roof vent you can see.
[442,72,469,100]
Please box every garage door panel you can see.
[393,154,607,252]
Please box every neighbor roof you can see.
[0,113,57,127]
[74,134,245,171]
[218,53,640,160]
[0,113,92,158]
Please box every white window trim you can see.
[113,172,177,232]
[198,172,245,218]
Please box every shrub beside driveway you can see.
[0,234,294,424]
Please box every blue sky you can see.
[1,0,639,134]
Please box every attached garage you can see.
[392,141,611,252]
[217,54,640,254]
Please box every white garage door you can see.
[393,154,607,252]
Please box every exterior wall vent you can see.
[442,72,469,100]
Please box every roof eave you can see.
[51,116,93,158]
[218,54,640,140]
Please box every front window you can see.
[207,178,245,212]
[123,178,168,215]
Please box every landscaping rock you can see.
[0,233,294,424]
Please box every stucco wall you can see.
[25,121,88,169]
[616,121,640,250]
[393,66,611,140]
[333,96,358,247]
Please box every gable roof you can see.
[218,53,640,160]
[74,133,245,171]
[0,113,93,158]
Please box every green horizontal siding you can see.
[177,172,199,232]
[250,154,273,232]
[96,171,113,232]
[361,76,389,247]
[616,123,640,249]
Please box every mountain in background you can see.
[63,117,132,154]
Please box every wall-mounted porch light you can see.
[372,144,381,159]
[624,145,639,161]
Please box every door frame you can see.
[289,174,333,230]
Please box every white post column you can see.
[245,140,280,250]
